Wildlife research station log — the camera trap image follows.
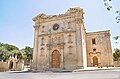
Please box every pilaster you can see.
[32,25,39,70]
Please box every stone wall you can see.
[0,62,8,72]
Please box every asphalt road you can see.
[0,70,120,79]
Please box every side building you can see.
[86,30,113,67]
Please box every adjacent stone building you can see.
[32,7,113,70]
[0,55,24,71]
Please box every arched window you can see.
[92,38,96,44]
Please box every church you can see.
[32,7,113,70]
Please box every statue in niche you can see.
[61,27,65,32]
[48,29,51,34]
[40,48,44,56]
[51,37,54,43]
[68,34,72,43]
[67,22,72,29]
[58,36,61,43]
[68,46,72,55]
[41,37,44,45]
[41,26,45,33]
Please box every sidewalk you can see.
[8,67,120,73]
[73,67,120,72]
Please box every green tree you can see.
[0,42,19,51]
[0,46,10,61]
[103,0,120,23]
[113,36,120,44]
[0,42,27,61]
[10,50,27,61]
[22,46,33,61]
[21,46,33,65]
[113,48,120,61]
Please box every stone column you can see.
[106,31,113,65]
[32,25,39,70]
[75,18,87,68]
[60,44,64,69]
[75,23,83,68]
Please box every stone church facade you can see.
[32,7,113,70]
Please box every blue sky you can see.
[0,0,120,50]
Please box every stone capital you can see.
[33,25,40,30]
[74,18,83,24]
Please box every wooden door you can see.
[52,50,60,68]
[9,61,13,69]
[93,56,98,66]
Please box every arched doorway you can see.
[52,50,60,68]
[9,61,13,69]
[93,56,98,66]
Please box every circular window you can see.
[53,24,59,30]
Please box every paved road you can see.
[0,70,120,79]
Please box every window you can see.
[53,24,59,30]
[93,48,96,51]
[92,38,96,44]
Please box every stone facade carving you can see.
[32,7,113,70]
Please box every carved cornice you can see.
[86,30,110,36]
[74,18,83,24]
[38,30,75,37]
[33,7,84,23]
[89,52,101,55]
[47,43,65,50]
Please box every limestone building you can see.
[32,7,113,70]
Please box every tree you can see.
[21,46,33,65]
[10,50,27,61]
[0,42,28,61]
[103,0,120,23]
[113,36,120,44]
[22,46,33,61]
[0,42,19,51]
[0,46,10,61]
[113,48,120,61]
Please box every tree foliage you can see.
[22,46,33,61]
[0,42,33,62]
[113,36,120,44]
[0,42,19,51]
[113,48,120,61]
[103,0,120,23]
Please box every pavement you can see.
[7,67,120,73]
[73,67,120,72]
[0,69,120,79]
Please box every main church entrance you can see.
[93,56,98,66]
[52,50,60,68]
